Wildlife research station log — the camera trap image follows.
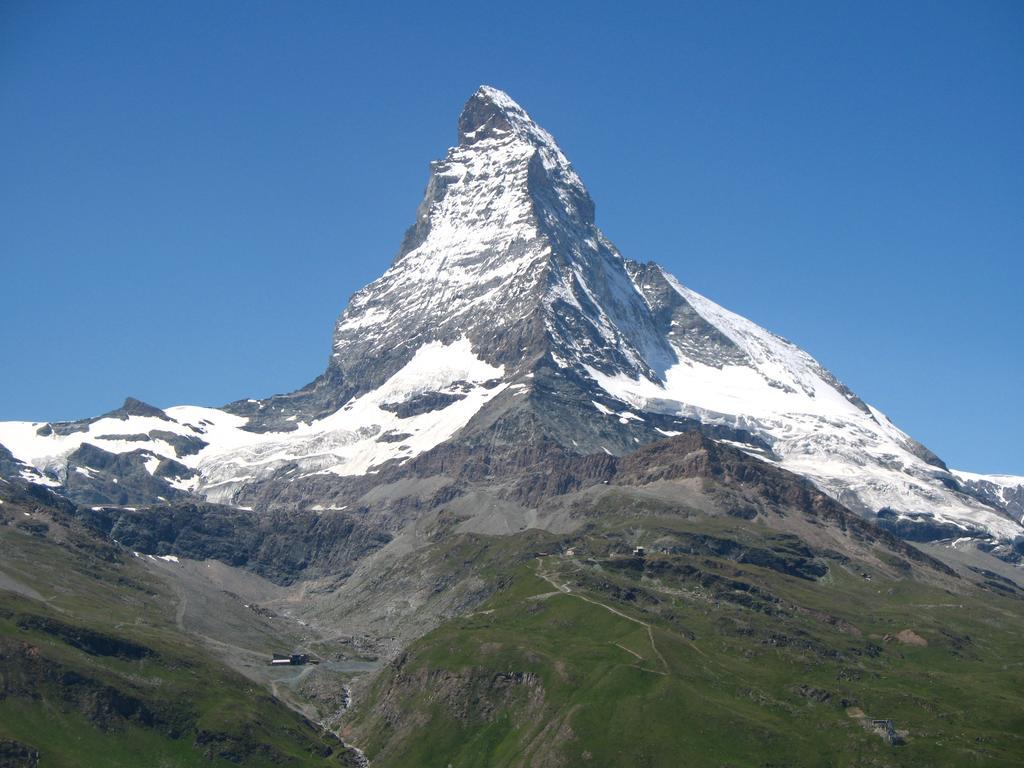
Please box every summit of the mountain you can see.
[320,84,667,407]
[458,86,556,148]
[0,86,1020,558]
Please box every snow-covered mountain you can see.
[952,470,1024,525]
[1,86,1020,554]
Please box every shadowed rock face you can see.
[61,443,195,507]
[77,501,392,586]
[458,87,519,144]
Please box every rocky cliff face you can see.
[0,86,1019,554]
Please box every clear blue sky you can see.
[1,1,1021,474]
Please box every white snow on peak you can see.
[332,130,544,351]
[468,86,578,178]
[331,87,606,372]
[474,86,525,116]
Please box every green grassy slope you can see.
[0,482,358,767]
[350,518,1024,767]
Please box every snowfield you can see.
[0,338,506,504]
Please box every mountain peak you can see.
[455,87,572,176]
[458,85,534,145]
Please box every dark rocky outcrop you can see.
[379,391,466,418]
[659,532,828,581]
[78,502,391,585]
[92,430,208,458]
[62,443,195,507]
[872,509,974,542]
[36,397,172,437]
[0,739,39,768]
[16,615,155,660]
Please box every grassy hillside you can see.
[349,516,1024,767]
[4,429,1023,768]
[0,481,359,767]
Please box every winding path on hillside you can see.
[534,558,669,675]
